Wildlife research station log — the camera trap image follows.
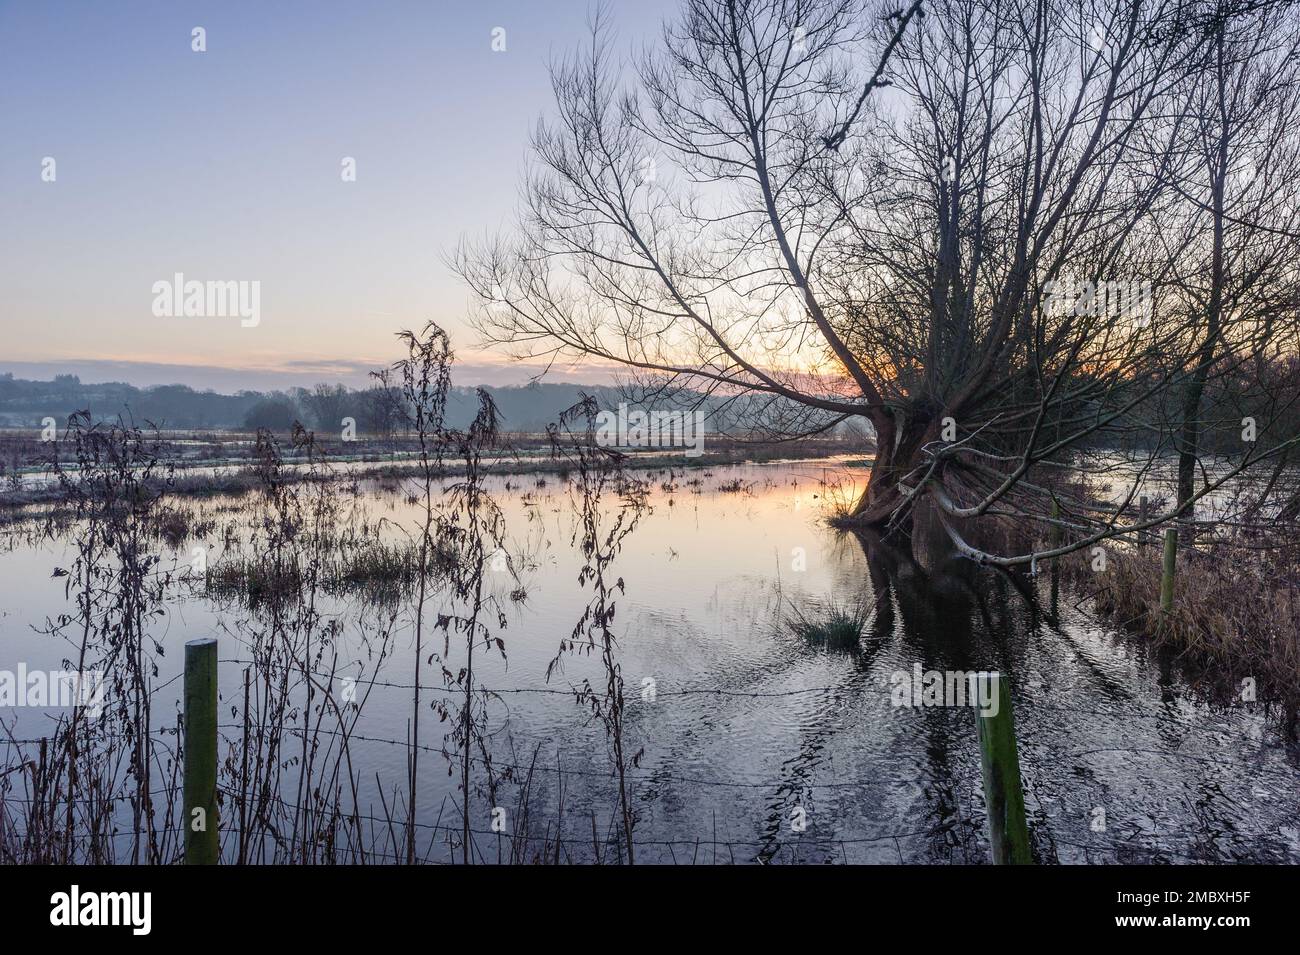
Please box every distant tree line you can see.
[2,362,1294,453]
[0,372,632,436]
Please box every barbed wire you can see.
[4,700,1294,785]
[211,656,862,698]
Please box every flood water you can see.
[2,459,1298,863]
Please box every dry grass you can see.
[1064,538,1300,731]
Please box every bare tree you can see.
[456,0,1300,564]
[1161,0,1300,514]
[364,366,406,451]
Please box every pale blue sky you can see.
[0,0,675,388]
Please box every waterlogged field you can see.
[2,460,1298,863]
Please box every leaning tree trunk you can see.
[849,413,938,526]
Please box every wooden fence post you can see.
[184,637,219,865]
[1160,528,1177,615]
[974,672,1032,864]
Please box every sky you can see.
[0,0,677,390]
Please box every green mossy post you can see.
[1160,528,1177,615]
[184,638,219,865]
[975,672,1032,864]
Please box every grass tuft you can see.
[787,599,871,650]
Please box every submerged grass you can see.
[204,538,427,603]
[787,599,871,651]
[0,437,861,514]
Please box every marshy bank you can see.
[1063,526,1300,734]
